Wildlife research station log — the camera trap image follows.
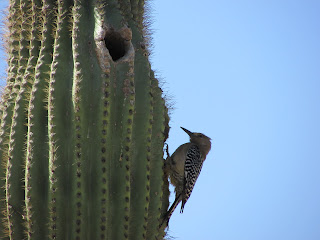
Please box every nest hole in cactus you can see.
[104,28,129,61]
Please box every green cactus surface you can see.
[0,0,170,239]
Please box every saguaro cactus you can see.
[0,0,170,239]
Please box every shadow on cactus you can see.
[0,0,170,239]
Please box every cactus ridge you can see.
[23,0,44,238]
[72,1,84,234]
[5,0,36,239]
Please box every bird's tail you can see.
[159,193,182,229]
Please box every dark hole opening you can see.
[104,30,126,61]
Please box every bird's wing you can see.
[181,144,203,213]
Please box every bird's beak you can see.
[180,127,193,137]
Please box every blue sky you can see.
[1,1,320,240]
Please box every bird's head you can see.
[181,127,211,152]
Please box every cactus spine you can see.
[0,0,170,239]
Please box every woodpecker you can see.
[161,127,211,228]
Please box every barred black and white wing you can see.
[180,144,203,213]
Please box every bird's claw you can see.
[164,143,170,158]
